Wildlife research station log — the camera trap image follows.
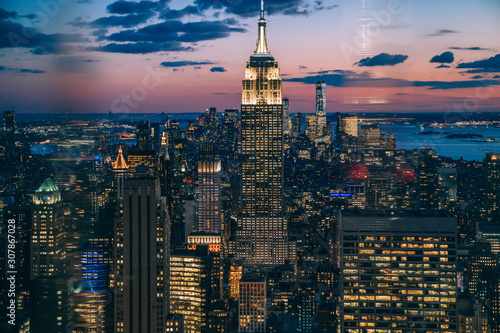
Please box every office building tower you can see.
[207,300,231,333]
[31,178,64,278]
[292,112,304,137]
[30,278,69,333]
[136,120,151,150]
[417,148,439,210]
[340,211,457,332]
[3,110,15,148]
[298,281,316,333]
[151,122,160,152]
[230,262,244,300]
[465,242,498,298]
[358,124,382,148]
[238,0,288,266]
[283,97,292,135]
[197,143,222,234]
[316,77,326,137]
[239,274,267,333]
[479,267,500,332]
[486,152,500,223]
[114,174,170,333]
[126,149,156,172]
[170,246,215,333]
[223,109,239,126]
[72,244,108,333]
[477,223,500,255]
[341,114,358,137]
[305,114,318,142]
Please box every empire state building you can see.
[238,0,288,265]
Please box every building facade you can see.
[114,174,170,333]
[340,211,457,332]
[237,0,288,266]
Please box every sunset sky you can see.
[1,0,500,114]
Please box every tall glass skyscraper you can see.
[237,0,288,265]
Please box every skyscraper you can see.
[170,246,215,333]
[485,152,500,223]
[239,274,267,333]
[238,0,288,266]
[316,76,326,137]
[197,143,222,234]
[114,173,170,333]
[136,120,151,150]
[31,178,64,278]
[340,211,457,332]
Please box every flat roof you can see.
[342,210,456,233]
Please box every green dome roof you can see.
[36,178,59,193]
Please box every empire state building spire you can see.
[255,0,269,55]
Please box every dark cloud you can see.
[457,54,500,70]
[210,66,226,72]
[494,75,500,79]
[160,5,201,20]
[0,66,45,74]
[88,42,192,54]
[161,60,214,67]
[436,64,450,68]
[0,8,16,20]
[355,53,408,67]
[91,13,154,28]
[471,75,483,79]
[283,71,500,90]
[299,65,308,70]
[461,68,500,74]
[0,20,86,54]
[427,29,459,37]
[449,46,494,51]
[106,0,160,14]
[194,0,333,17]
[430,51,454,63]
[96,19,245,52]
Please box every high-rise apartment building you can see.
[114,174,170,333]
[340,211,457,332]
[237,0,288,266]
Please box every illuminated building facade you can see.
[340,211,457,332]
[476,222,500,255]
[31,178,64,278]
[238,0,288,266]
[230,262,244,300]
[316,78,326,137]
[170,246,214,333]
[126,150,156,172]
[114,174,169,333]
[465,242,498,298]
[239,275,267,333]
[485,152,500,223]
[72,245,107,333]
[305,114,318,142]
[136,120,151,150]
[197,143,222,234]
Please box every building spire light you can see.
[255,0,269,55]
